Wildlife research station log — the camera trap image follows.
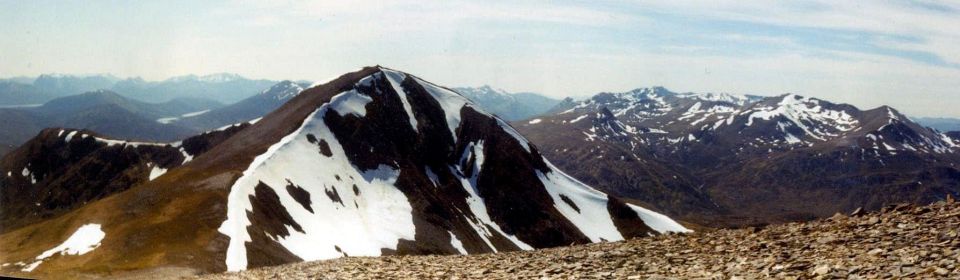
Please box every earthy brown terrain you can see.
[194,199,960,279]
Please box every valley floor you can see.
[193,200,960,279]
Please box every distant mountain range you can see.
[160,80,311,131]
[0,90,222,155]
[452,86,559,121]
[517,87,960,227]
[914,117,960,132]
[0,73,281,106]
[0,79,320,156]
[111,74,279,104]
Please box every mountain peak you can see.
[259,80,305,101]
[214,66,681,270]
[167,73,245,83]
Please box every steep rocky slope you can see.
[196,199,960,279]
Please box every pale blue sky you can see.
[1,0,959,117]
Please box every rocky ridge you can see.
[196,199,960,279]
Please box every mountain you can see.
[38,90,222,120]
[0,73,281,107]
[452,86,560,121]
[0,81,54,105]
[160,81,309,130]
[947,131,960,146]
[32,74,121,99]
[0,74,122,105]
[0,110,43,155]
[915,117,960,132]
[0,67,685,277]
[0,90,223,156]
[111,74,280,104]
[517,87,960,227]
[0,77,37,84]
[0,124,249,232]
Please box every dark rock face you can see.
[518,89,960,227]
[250,182,304,239]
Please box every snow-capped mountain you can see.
[166,73,245,83]
[111,74,279,104]
[158,80,309,131]
[452,85,559,121]
[0,67,685,277]
[519,87,960,227]
[260,80,306,101]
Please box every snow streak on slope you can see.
[218,88,416,271]
[148,164,167,181]
[381,69,419,131]
[413,75,480,143]
[451,140,534,251]
[537,161,624,242]
[628,205,691,233]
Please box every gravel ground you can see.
[194,199,960,279]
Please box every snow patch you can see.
[23,224,105,272]
[381,69,420,132]
[627,205,691,233]
[64,131,78,142]
[449,231,467,255]
[329,90,373,117]
[570,115,588,123]
[451,140,533,252]
[538,161,625,242]
[415,76,480,143]
[148,165,167,181]
[219,87,415,271]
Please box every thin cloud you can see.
[635,1,960,66]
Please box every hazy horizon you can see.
[2,1,960,117]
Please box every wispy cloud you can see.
[633,1,960,67]
[2,1,959,117]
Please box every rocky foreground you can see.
[195,200,960,279]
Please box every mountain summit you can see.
[0,67,685,277]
